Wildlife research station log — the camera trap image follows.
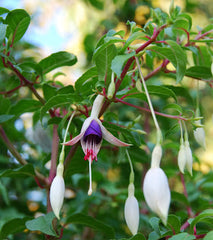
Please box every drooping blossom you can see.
[50,162,65,219]
[124,183,140,235]
[143,144,171,225]
[178,142,186,174]
[143,167,171,225]
[65,95,130,195]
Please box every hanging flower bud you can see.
[50,163,65,219]
[124,183,139,235]
[178,142,186,174]
[193,120,206,149]
[143,167,171,225]
[184,140,193,176]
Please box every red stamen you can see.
[84,149,97,161]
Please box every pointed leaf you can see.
[0,24,7,44]
[169,233,195,240]
[0,164,35,178]
[0,217,31,239]
[6,9,30,43]
[9,99,42,117]
[190,209,213,233]
[0,114,14,123]
[0,7,10,15]
[39,51,77,74]
[25,212,58,236]
[186,66,212,79]
[40,93,82,121]
[111,52,135,78]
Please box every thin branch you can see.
[0,125,48,185]
[115,97,188,121]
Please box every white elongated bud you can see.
[50,163,65,219]
[90,94,105,118]
[178,143,186,173]
[124,183,139,235]
[143,167,171,225]
[185,140,193,176]
[151,144,162,168]
[193,120,206,149]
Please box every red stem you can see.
[180,173,193,217]
[48,125,59,184]
[115,97,188,121]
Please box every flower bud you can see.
[107,80,115,99]
[143,167,170,225]
[184,140,193,176]
[193,121,206,149]
[124,183,139,235]
[151,144,162,168]
[50,163,65,219]
[178,143,186,174]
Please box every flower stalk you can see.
[124,150,139,235]
[50,111,76,219]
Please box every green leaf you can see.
[0,94,11,115]
[167,215,181,234]
[0,180,9,205]
[0,114,14,123]
[186,66,212,79]
[93,37,125,60]
[203,231,213,240]
[25,212,58,237]
[0,164,35,178]
[0,217,31,239]
[0,7,10,15]
[42,84,57,101]
[57,85,74,95]
[147,85,177,101]
[149,40,186,83]
[66,213,115,238]
[119,233,146,240]
[75,66,98,95]
[5,9,30,43]
[167,40,187,82]
[40,93,82,121]
[94,44,117,84]
[149,217,161,235]
[0,24,7,44]
[190,209,213,233]
[163,103,183,114]
[9,99,42,117]
[39,51,77,75]
[169,233,195,240]
[111,52,135,78]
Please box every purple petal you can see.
[83,120,102,143]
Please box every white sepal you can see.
[124,183,139,235]
[143,167,170,225]
[50,163,65,219]
[178,143,186,174]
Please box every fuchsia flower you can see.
[65,95,130,194]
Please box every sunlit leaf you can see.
[6,9,30,43]
[39,51,77,74]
